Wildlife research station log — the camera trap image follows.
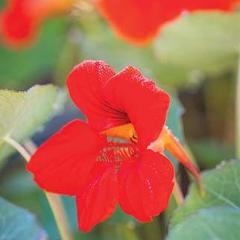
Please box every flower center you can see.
[99,123,139,170]
[97,141,139,169]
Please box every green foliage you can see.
[0,18,68,89]
[190,140,234,169]
[154,12,240,87]
[0,85,62,139]
[0,0,4,8]
[168,207,240,240]
[0,85,65,165]
[167,160,240,239]
[0,196,47,240]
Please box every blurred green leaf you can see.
[0,18,68,89]
[0,0,4,8]
[0,169,42,213]
[154,12,240,88]
[190,139,234,169]
[0,196,47,240]
[0,85,65,165]
[167,207,240,240]
[167,160,240,239]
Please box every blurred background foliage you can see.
[0,0,239,239]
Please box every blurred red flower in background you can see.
[27,60,174,232]
[0,0,239,47]
[96,0,240,44]
[0,0,74,47]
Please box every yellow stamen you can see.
[102,123,137,141]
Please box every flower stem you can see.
[4,136,31,162]
[236,53,240,159]
[4,136,74,240]
[172,178,184,205]
[45,192,74,240]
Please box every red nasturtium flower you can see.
[95,0,240,44]
[27,60,199,232]
[0,0,74,47]
[27,60,174,231]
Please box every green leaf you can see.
[0,85,65,164]
[167,207,240,240]
[154,12,240,87]
[0,197,47,240]
[167,160,240,239]
[190,139,233,169]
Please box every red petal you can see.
[96,0,168,44]
[27,120,106,195]
[118,150,174,222]
[76,162,118,232]
[67,60,129,132]
[103,66,170,149]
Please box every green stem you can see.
[172,178,184,206]
[4,136,74,240]
[236,55,240,159]
[45,192,74,240]
[4,136,31,162]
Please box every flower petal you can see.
[76,162,118,232]
[95,0,169,44]
[27,120,106,195]
[118,150,174,222]
[0,2,37,47]
[67,60,129,132]
[103,66,170,149]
